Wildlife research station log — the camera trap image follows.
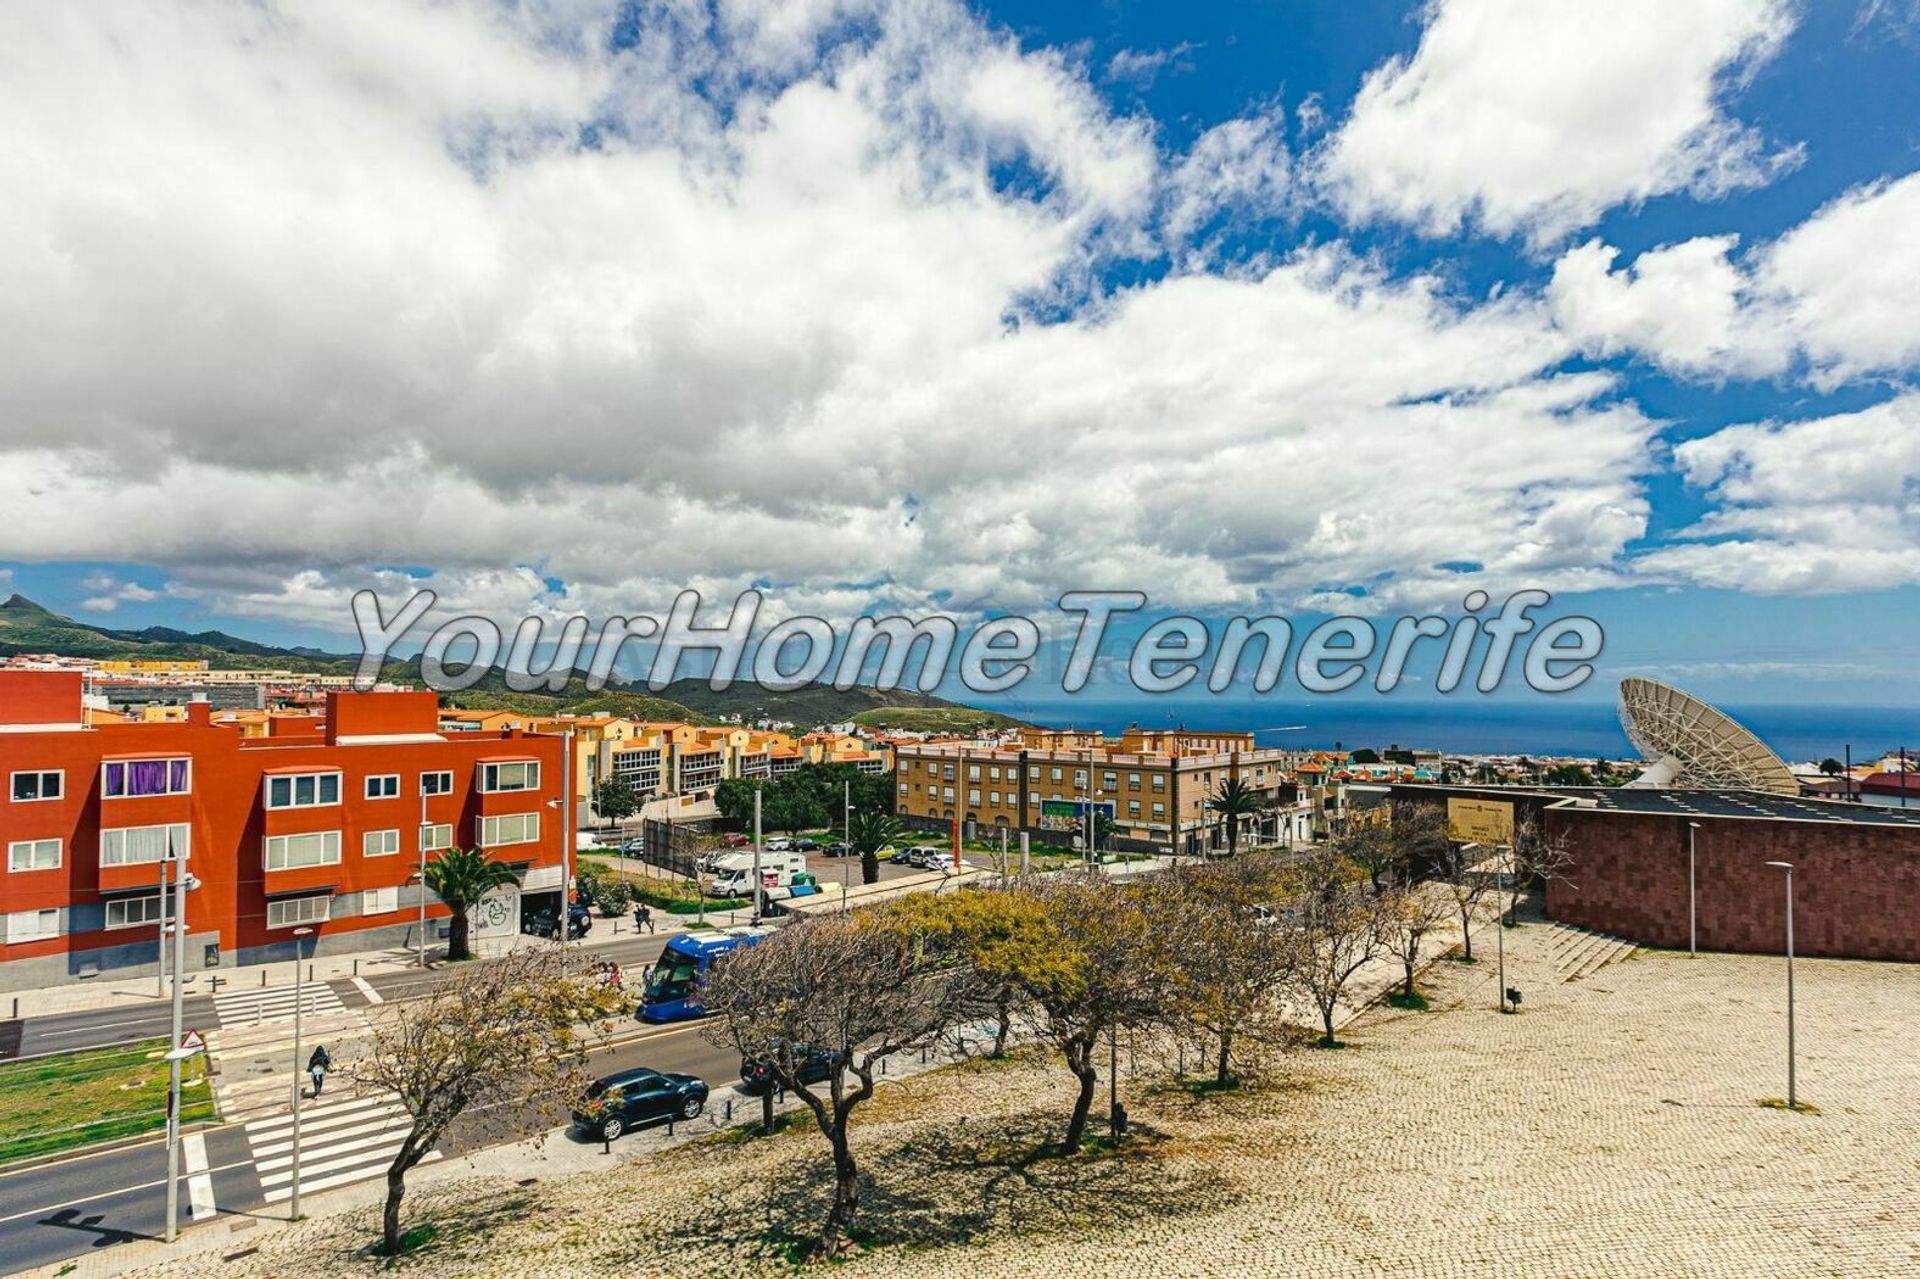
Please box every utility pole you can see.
[289,926,313,1220]
[1019,830,1029,878]
[417,784,430,969]
[751,787,763,926]
[559,729,574,949]
[842,779,851,914]
[1686,821,1700,956]
[163,838,188,1241]
[1765,861,1797,1108]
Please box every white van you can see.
[709,851,808,897]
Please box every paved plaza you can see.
[114,916,1920,1279]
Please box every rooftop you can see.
[1393,783,1920,828]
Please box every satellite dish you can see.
[1617,677,1797,795]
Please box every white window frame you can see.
[478,811,539,847]
[265,772,342,810]
[100,823,190,867]
[102,758,191,799]
[9,838,62,872]
[6,908,61,943]
[478,761,539,793]
[420,823,453,853]
[420,770,453,796]
[264,830,342,872]
[363,829,401,858]
[364,774,400,800]
[10,770,63,803]
[106,895,165,930]
[266,895,332,929]
[362,886,400,915]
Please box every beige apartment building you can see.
[892,728,1296,855]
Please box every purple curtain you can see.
[127,760,168,796]
[169,759,190,793]
[105,762,125,797]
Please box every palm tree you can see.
[848,809,903,886]
[423,847,519,961]
[1205,776,1261,857]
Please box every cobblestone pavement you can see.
[125,918,1920,1279]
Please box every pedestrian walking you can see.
[307,1043,331,1097]
[633,904,654,934]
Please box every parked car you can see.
[618,837,646,856]
[790,838,819,852]
[572,1067,709,1141]
[887,846,918,864]
[739,1046,839,1096]
[821,841,853,858]
[722,832,751,847]
[905,846,949,869]
[523,902,592,939]
[765,837,796,852]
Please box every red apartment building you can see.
[0,671,567,991]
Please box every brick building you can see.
[1390,784,1920,962]
[0,671,568,991]
[893,729,1296,854]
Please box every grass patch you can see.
[1447,954,1480,965]
[0,1038,215,1164]
[704,1110,808,1144]
[1386,991,1430,1011]
[1757,1097,1822,1115]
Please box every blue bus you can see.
[639,926,774,1022]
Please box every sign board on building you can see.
[1039,799,1116,821]
[1447,798,1514,845]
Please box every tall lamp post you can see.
[842,779,852,914]
[289,925,314,1220]
[1686,821,1701,956]
[417,785,431,968]
[162,837,191,1242]
[1764,861,1796,1108]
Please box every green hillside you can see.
[0,595,1016,730]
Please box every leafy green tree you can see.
[712,777,760,827]
[873,888,1070,1057]
[1542,764,1596,786]
[1150,858,1297,1086]
[1348,748,1381,765]
[848,809,902,885]
[591,776,641,823]
[1818,757,1844,776]
[1205,775,1262,857]
[422,847,518,961]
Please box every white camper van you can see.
[708,851,808,898]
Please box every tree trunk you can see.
[992,989,1011,1058]
[1214,1027,1233,1086]
[1060,1036,1099,1154]
[1320,1002,1338,1047]
[382,1167,406,1255]
[810,1125,861,1260]
[1458,904,1474,960]
[761,1088,774,1136]
[1402,950,1417,998]
[860,851,880,885]
[446,907,471,962]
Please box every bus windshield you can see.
[644,949,699,1001]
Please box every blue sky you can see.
[1,0,1916,710]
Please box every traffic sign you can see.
[178,1028,206,1054]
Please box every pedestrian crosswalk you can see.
[212,982,346,1028]
[243,1090,439,1204]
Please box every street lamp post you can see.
[289,925,314,1220]
[751,787,763,927]
[417,786,430,968]
[842,779,851,914]
[1764,861,1796,1108]
[1686,821,1701,956]
[162,837,190,1242]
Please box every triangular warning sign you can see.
[179,1028,206,1053]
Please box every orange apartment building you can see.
[892,728,1296,855]
[0,671,567,991]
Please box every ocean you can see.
[988,697,1920,764]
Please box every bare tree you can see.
[351,948,629,1256]
[1150,857,1297,1087]
[1377,880,1454,1001]
[1283,845,1387,1047]
[702,914,979,1261]
[1508,815,1576,922]
[1024,875,1165,1153]
[1431,835,1497,962]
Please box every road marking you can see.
[242,1090,434,1204]
[212,984,345,1027]
[0,1158,254,1227]
[350,976,383,1005]
[182,1133,216,1221]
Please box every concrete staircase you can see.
[1543,921,1639,983]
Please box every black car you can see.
[523,902,592,939]
[572,1068,709,1141]
[820,841,853,857]
[887,847,917,864]
[790,838,819,852]
[739,1046,839,1096]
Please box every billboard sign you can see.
[1447,798,1514,845]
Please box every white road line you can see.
[182,1133,216,1221]
[261,1152,439,1203]
[350,976,383,1004]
